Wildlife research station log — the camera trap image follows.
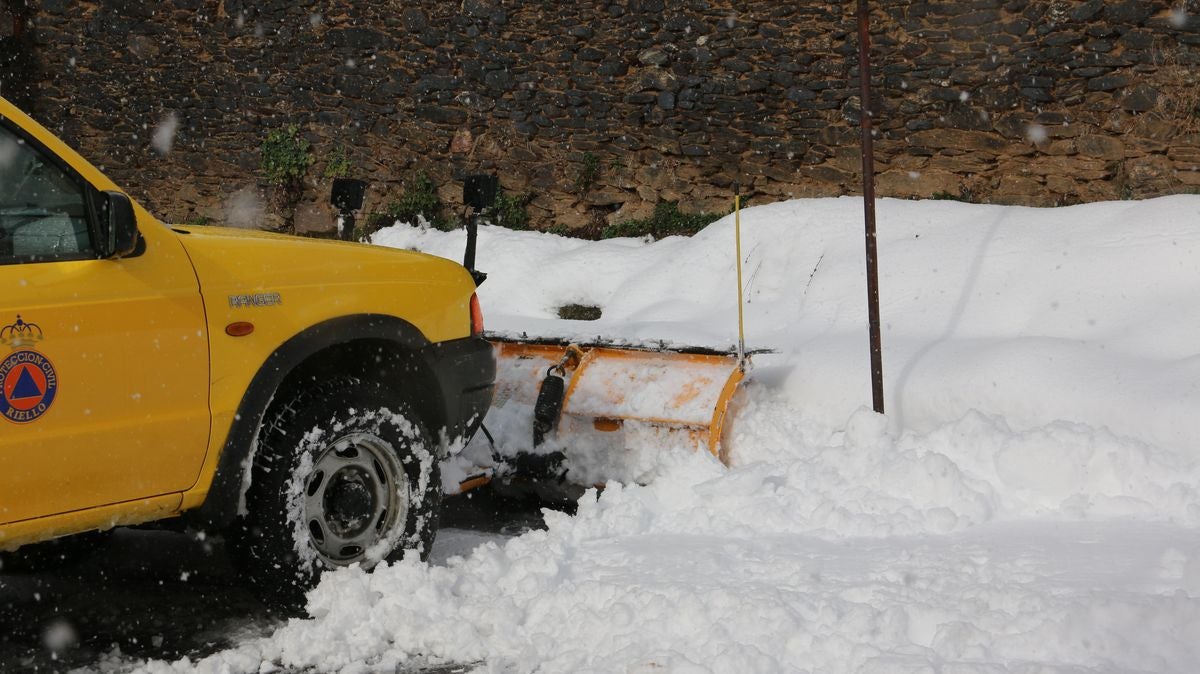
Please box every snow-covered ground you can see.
[149,196,1200,673]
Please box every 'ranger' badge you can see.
[0,316,57,424]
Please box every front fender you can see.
[191,314,430,530]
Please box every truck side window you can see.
[0,123,91,264]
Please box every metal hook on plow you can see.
[533,344,584,448]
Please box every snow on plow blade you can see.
[492,340,746,463]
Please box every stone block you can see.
[1121,84,1159,112]
[484,69,513,91]
[1019,87,1054,103]
[1135,119,1183,142]
[784,86,817,103]
[1175,168,1200,186]
[907,128,1010,152]
[605,199,656,225]
[799,164,853,186]
[1043,139,1077,156]
[1076,134,1125,160]
[1043,31,1085,47]
[1168,137,1200,164]
[414,105,467,125]
[630,67,679,92]
[1087,73,1132,91]
[578,47,605,62]
[989,173,1044,205]
[293,199,337,235]
[950,10,1002,27]
[877,168,962,198]
[1027,155,1111,179]
[928,153,996,173]
[638,47,670,66]
[1123,155,1179,197]
[1122,136,1170,157]
[1044,174,1082,197]
[1106,1,1154,25]
[1069,0,1105,22]
[402,9,428,32]
[325,28,390,51]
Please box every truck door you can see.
[0,115,210,525]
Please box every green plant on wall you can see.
[323,144,352,180]
[260,124,312,189]
[183,214,213,227]
[929,188,974,202]
[394,170,444,228]
[490,191,534,230]
[259,124,312,231]
[575,151,601,195]
[363,170,449,236]
[601,201,723,240]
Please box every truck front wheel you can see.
[229,381,441,608]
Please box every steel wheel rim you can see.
[302,431,408,566]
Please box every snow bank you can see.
[378,195,1200,454]
[150,196,1200,673]
[159,409,1200,673]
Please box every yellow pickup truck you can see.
[0,96,495,604]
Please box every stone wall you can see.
[0,1,34,108]
[20,0,1200,233]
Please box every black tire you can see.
[228,379,441,608]
[0,529,112,574]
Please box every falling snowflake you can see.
[151,112,180,156]
[225,187,265,229]
[0,136,18,170]
[42,619,77,654]
[1026,123,1049,144]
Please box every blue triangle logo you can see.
[10,365,42,400]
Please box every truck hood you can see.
[170,225,477,345]
[171,224,472,290]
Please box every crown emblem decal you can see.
[1,315,44,350]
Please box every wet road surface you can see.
[0,490,554,672]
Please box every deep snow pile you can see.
[148,196,1200,673]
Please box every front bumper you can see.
[422,336,495,447]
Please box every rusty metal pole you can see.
[857,0,885,414]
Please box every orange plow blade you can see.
[491,340,746,464]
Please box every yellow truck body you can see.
[0,95,494,588]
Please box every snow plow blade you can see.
[493,340,746,462]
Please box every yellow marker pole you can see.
[734,183,746,370]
